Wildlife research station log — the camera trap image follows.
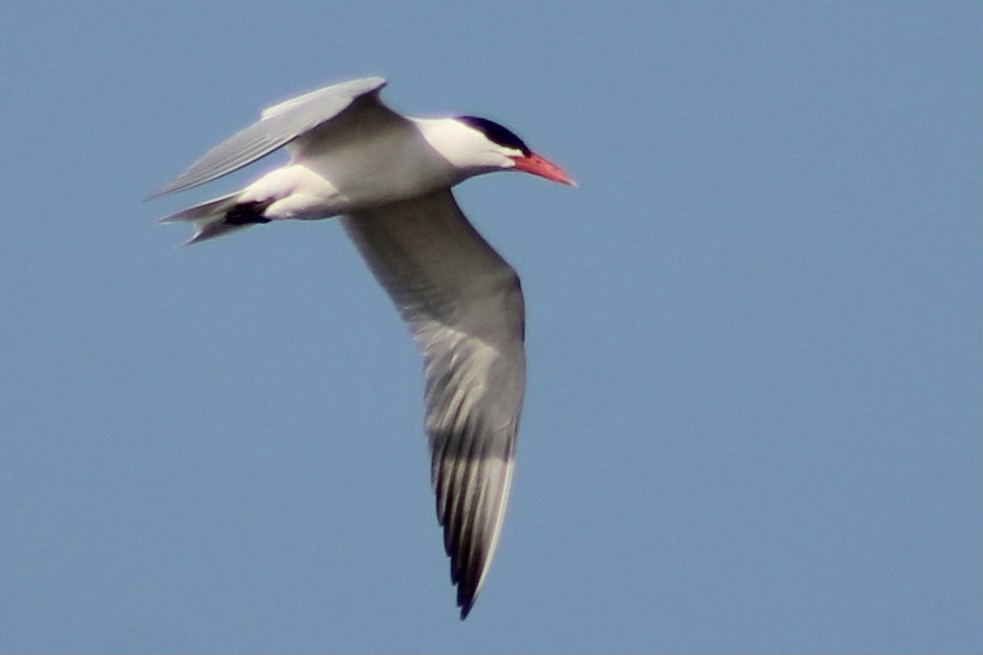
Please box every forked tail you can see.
[159,192,273,245]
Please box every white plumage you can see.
[151,77,573,618]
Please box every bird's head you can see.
[420,116,575,187]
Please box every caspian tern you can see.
[151,77,573,619]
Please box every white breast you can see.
[284,110,464,213]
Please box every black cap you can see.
[457,116,531,156]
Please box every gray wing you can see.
[343,190,525,619]
[150,77,387,198]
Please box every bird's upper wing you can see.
[150,77,388,198]
[343,190,525,619]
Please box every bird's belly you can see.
[239,164,346,220]
[298,128,460,211]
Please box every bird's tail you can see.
[159,192,273,245]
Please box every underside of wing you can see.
[150,77,387,198]
[343,191,526,619]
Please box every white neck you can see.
[411,118,520,175]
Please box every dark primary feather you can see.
[343,190,525,619]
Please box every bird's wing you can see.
[343,190,525,619]
[150,77,388,198]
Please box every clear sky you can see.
[0,2,979,652]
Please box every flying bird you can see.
[150,77,573,618]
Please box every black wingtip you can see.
[454,565,480,620]
[448,535,482,620]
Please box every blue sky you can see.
[0,1,979,652]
